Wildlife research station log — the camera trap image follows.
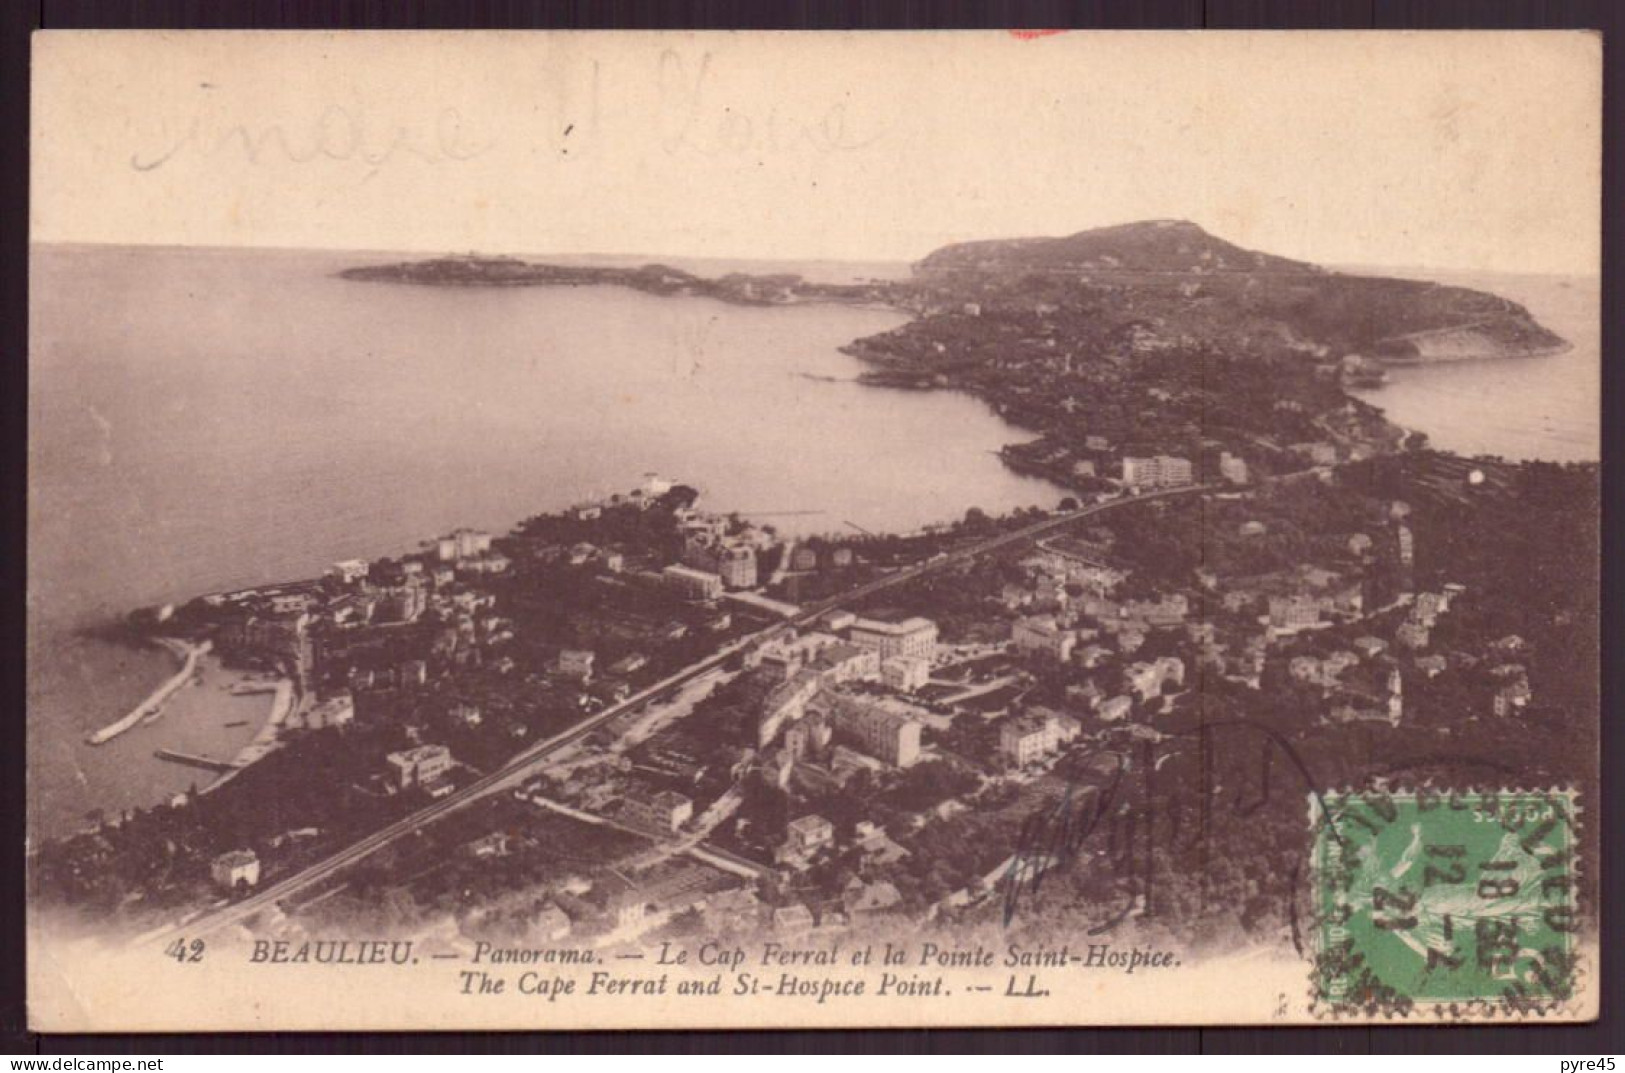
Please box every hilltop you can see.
[917,219,1321,277]
[904,220,1565,362]
[339,221,1565,364]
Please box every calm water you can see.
[29,248,1597,840]
[27,244,1060,839]
[1346,268,1599,462]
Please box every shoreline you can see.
[202,677,297,796]
[84,638,212,746]
[1376,340,1574,367]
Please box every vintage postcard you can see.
[27,30,1601,1030]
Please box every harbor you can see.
[84,637,211,745]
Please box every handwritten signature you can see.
[997,720,1338,939]
[131,104,493,175]
[656,49,886,157]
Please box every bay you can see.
[26,244,1060,839]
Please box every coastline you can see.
[38,254,1595,840]
[202,677,298,796]
[84,637,211,746]
[1375,339,1574,367]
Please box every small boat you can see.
[223,720,249,728]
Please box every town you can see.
[31,437,1597,960]
[29,222,1598,963]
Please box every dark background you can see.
[2,0,1618,1056]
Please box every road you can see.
[147,483,1206,947]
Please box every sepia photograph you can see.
[24,29,1602,1032]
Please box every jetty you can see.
[154,749,238,775]
[85,638,212,746]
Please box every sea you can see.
[1341,267,1600,463]
[26,244,1055,840]
[26,246,1600,841]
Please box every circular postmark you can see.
[1308,788,1579,1019]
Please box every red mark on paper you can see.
[1009,29,1068,41]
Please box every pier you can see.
[153,749,239,775]
[84,638,212,746]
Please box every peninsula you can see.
[33,225,1594,966]
[340,222,1567,492]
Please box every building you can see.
[1098,695,1134,722]
[662,564,724,601]
[1493,679,1533,717]
[754,630,836,680]
[1353,636,1387,660]
[556,648,596,682]
[449,528,493,560]
[1122,455,1194,490]
[1291,442,1339,466]
[399,659,428,687]
[813,643,881,685]
[822,610,857,632]
[1217,451,1249,485]
[1122,594,1189,627]
[844,879,902,917]
[1268,595,1322,632]
[1000,714,1059,766]
[1396,622,1430,650]
[385,744,453,791]
[849,617,938,661]
[327,559,370,585]
[881,655,931,693]
[210,849,261,892]
[759,671,824,748]
[772,903,815,932]
[1124,656,1185,701]
[1011,615,1077,662]
[828,695,922,767]
[716,544,758,589]
[782,814,835,862]
[622,788,693,832]
[307,690,355,729]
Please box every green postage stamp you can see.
[1310,788,1580,1018]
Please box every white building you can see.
[881,655,931,693]
[1268,595,1322,632]
[327,559,370,585]
[662,564,724,601]
[555,648,596,682]
[849,617,938,661]
[828,695,922,767]
[385,744,453,791]
[308,690,355,729]
[999,714,1059,766]
[1011,615,1077,662]
[1122,455,1194,490]
[1124,656,1185,701]
[622,789,693,833]
[211,849,261,892]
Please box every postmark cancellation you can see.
[1308,788,1584,1020]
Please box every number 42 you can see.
[163,937,206,963]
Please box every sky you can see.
[32,30,1602,274]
